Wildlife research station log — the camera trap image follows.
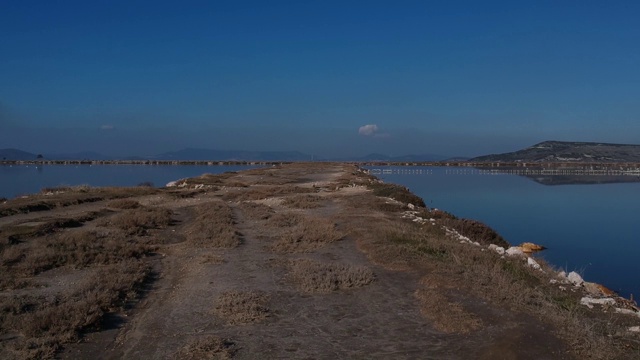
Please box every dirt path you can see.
[5,163,635,359]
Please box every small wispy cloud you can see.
[358,124,390,138]
[100,124,115,130]
[358,124,378,136]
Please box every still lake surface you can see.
[1,164,638,298]
[370,166,639,299]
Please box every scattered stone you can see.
[527,257,541,270]
[629,326,640,333]
[580,297,616,309]
[488,244,505,255]
[407,203,415,210]
[505,247,525,257]
[615,308,640,318]
[518,242,546,253]
[584,282,616,297]
[567,271,584,287]
[559,286,567,291]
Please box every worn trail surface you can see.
[3,163,599,359]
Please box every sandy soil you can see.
[3,163,634,359]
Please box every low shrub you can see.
[286,259,375,294]
[107,199,141,209]
[271,216,343,253]
[186,202,241,248]
[175,336,237,360]
[98,207,172,235]
[212,291,270,324]
[282,194,323,209]
[0,260,151,358]
[367,182,426,207]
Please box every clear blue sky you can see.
[1,0,639,158]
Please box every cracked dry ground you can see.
[2,163,637,359]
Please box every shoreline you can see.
[1,162,639,358]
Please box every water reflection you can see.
[368,166,640,298]
[367,167,640,186]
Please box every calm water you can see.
[370,167,640,299]
[0,164,260,199]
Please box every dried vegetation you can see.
[282,194,323,209]
[0,261,151,359]
[97,207,173,235]
[285,258,375,294]
[186,202,241,248]
[0,186,158,217]
[269,215,343,253]
[212,291,270,325]
[175,336,238,360]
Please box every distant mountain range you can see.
[4,141,640,163]
[153,148,312,161]
[470,141,640,163]
[0,148,450,162]
[0,148,41,160]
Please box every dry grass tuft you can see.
[97,207,172,235]
[213,291,270,325]
[282,194,324,209]
[0,186,158,217]
[1,229,153,286]
[224,185,315,202]
[237,202,274,220]
[286,259,375,294]
[175,336,238,360]
[367,182,426,207]
[107,199,141,209]
[186,202,241,248]
[347,216,627,358]
[0,260,151,358]
[267,212,305,228]
[270,216,343,253]
[414,288,482,334]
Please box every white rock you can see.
[505,247,525,257]
[567,271,584,287]
[558,271,567,279]
[488,244,505,255]
[615,308,640,318]
[580,297,616,309]
[629,326,640,333]
[550,279,558,284]
[166,181,178,187]
[407,203,415,210]
[527,257,541,270]
[559,286,567,291]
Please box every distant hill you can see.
[0,148,39,160]
[470,141,640,163]
[153,148,312,161]
[46,151,111,160]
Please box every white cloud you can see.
[358,124,378,136]
[100,124,115,130]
